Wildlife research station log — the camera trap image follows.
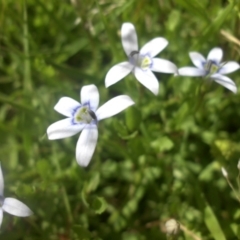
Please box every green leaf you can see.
[204,204,226,240]
[91,196,107,214]
[118,131,138,140]
[125,106,142,132]
[166,10,181,31]
[48,62,96,81]
[198,161,219,182]
[36,159,51,178]
[151,136,174,152]
[213,139,240,160]
[176,0,210,22]
[112,119,129,136]
[197,2,234,46]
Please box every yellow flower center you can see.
[130,51,152,70]
[139,56,152,70]
[74,106,95,124]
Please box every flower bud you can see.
[221,167,228,178]
[165,218,180,236]
[237,160,240,171]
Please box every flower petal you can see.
[140,37,168,58]
[47,118,85,140]
[54,97,80,117]
[178,67,206,76]
[134,68,159,95]
[0,209,3,227]
[207,47,223,64]
[76,125,98,167]
[121,23,138,56]
[3,198,33,217]
[96,95,135,121]
[151,58,178,74]
[189,52,206,69]
[81,84,99,111]
[218,61,240,75]
[0,164,4,197]
[211,73,237,93]
[105,62,133,87]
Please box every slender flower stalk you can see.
[47,84,135,167]
[0,164,33,227]
[178,47,239,93]
[105,23,178,95]
[221,166,240,203]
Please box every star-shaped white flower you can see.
[178,47,240,93]
[105,22,178,95]
[0,164,33,227]
[47,84,135,167]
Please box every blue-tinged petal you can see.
[140,37,168,58]
[0,164,4,197]
[47,118,86,140]
[207,47,223,64]
[121,23,138,56]
[134,68,159,95]
[3,198,33,217]
[105,62,133,87]
[96,95,135,121]
[218,61,240,75]
[151,58,178,74]
[211,73,237,93]
[54,97,80,117]
[76,125,98,167]
[178,67,206,76]
[81,84,99,112]
[189,52,206,69]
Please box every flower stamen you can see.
[88,110,97,120]
[74,106,95,124]
[140,56,152,70]
[204,60,219,75]
[129,51,152,70]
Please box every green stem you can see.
[23,0,32,91]
[194,79,206,113]
[226,177,240,203]
[193,78,213,121]
[237,172,240,193]
[53,146,73,223]
[135,80,144,105]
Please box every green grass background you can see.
[0,0,240,239]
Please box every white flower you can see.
[47,84,135,167]
[0,164,33,227]
[105,23,178,95]
[178,47,239,93]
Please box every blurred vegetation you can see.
[1,0,240,239]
